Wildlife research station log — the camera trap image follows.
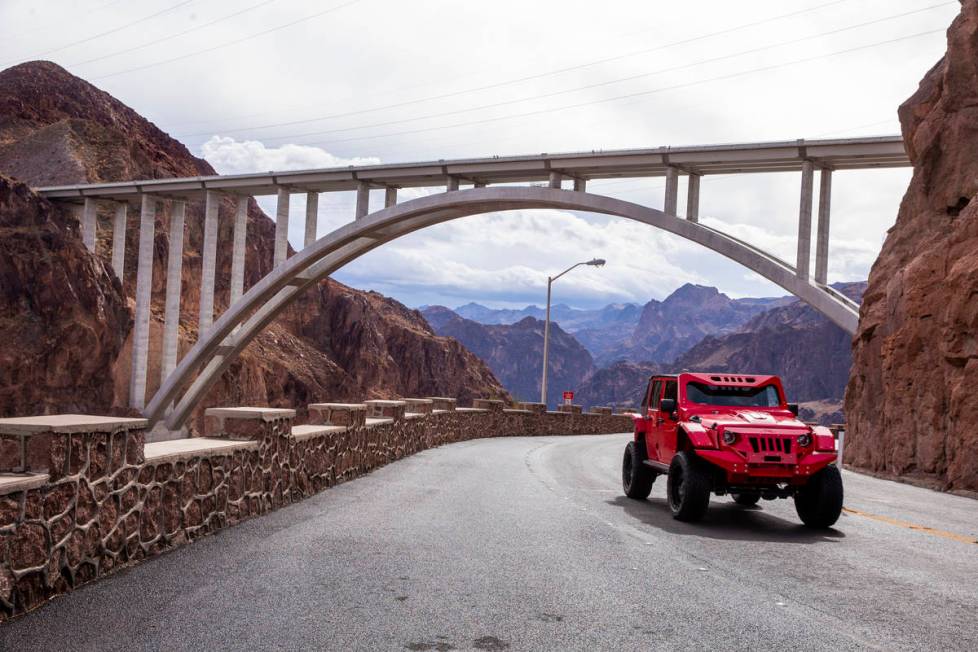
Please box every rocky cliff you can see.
[423,306,591,407]
[0,61,506,423]
[846,1,978,492]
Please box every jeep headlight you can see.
[797,433,812,447]
[722,430,737,445]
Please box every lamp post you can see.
[540,258,606,405]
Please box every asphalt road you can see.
[3,434,977,651]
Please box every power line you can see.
[68,0,280,68]
[0,0,196,67]
[175,0,855,135]
[300,28,943,150]
[191,2,952,144]
[93,0,363,80]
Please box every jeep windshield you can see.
[685,382,782,407]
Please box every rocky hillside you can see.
[574,361,658,410]
[0,174,130,415]
[0,61,506,424]
[600,284,785,365]
[674,283,865,406]
[423,306,593,407]
[846,1,978,492]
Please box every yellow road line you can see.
[843,507,978,545]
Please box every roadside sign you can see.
[563,391,574,405]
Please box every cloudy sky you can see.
[0,0,959,309]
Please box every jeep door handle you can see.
[656,418,665,425]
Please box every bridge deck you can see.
[36,135,908,202]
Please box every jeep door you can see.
[657,379,679,459]
[642,379,663,462]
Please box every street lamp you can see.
[540,257,606,405]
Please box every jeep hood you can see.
[694,410,809,430]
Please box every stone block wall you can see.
[0,402,631,621]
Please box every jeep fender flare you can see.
[811,425,838,453]
[677,421,716,449]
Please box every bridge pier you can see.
[664,167,679,216]
[573,178,586,192]
[81,198,97,252]
[111,202,127,279]
[446,175,459,191]
[815,168,832,285]
[274,188,290,266]
[355,181,370,218]
[230,197,248,304]
[686,173,700,222]
[796,160,815,279]
[303,192,318,248]
[199,190,220,336]
[549,172,562,189]
[161,200,186,382]
[129,194,156,409]
[384,186,398,207]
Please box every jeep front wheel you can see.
[622,441,655,500]
[794,465,844,528]
[667,451,711,521]
[732,491,760,506]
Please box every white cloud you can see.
[200,136,379,174]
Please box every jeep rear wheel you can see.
[622,441,655,500]
[794,465,844,528]
[667,451,711,521]
[732,491,760,506]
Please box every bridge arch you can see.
[145,186,859,432]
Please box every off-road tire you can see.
[667,451,711,521]
[732,491,761,506]
[622,441,655,500]
[794,465,844,528]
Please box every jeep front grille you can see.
[748,436,792,455]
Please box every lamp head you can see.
[587,258,606,267]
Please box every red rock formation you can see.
[0,61,506,424]
[0,175,130,415]
[846,2,978,492]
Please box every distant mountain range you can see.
[423,307,594,408]
[424,282,864,421]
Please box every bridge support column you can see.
[796,160,814,279]
[230,197,248,304]
[81,198,97,252]
[111,202,127,278]
[446,176,459,191]
[664,167,679,216]
[549,172,562,189]
[573,178,586,192]
[303,192,318,248]
[274,188,290,266]
[355,181,370,219]
[129,194,156,409]
[199,190,220,336]
[686,173,700,222]
[474,181,487,188]
[815,168,832,285]
[384,186,398,207]
[161,200,186,382]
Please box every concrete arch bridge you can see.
[35,136,909,436]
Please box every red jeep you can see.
[622,372,843,528]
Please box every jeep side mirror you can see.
[787,403,799,417]
[660,398,676,415]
